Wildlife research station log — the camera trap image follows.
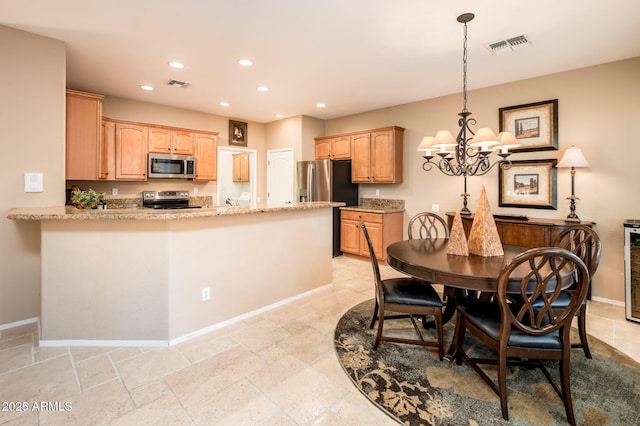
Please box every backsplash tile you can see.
[359,198,404,210]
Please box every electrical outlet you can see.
[193,187,199,194]
[375,189,380,196]
[431,204,440,212]
[112,188,118,196]
[202,287,210,301]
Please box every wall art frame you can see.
[499,99,558,152]
[229,120,248,146]
[499,159,557,209]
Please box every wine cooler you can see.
[624,220,640,322]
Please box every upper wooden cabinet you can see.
[315,135,351,160]
[115,123,148,180]
[99,120,115,180]
[351,126,404,183]
[148,127,194,155]
[193,133,217,181]
[65,89,104,180]
[232,152,250,182]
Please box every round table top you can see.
[386,239,536,293]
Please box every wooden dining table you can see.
[386,239,536,324]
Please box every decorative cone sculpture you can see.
[447,210,469,256]
[468,187,504,257]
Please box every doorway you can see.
[267,148,294,206]
[217,146,257,207]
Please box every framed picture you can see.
[499,159,557,209]
[499,99,558,152]
[229,120,248,146]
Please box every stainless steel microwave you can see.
[148,153,195,179]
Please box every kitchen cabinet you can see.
[65,89,104,180]
[232,152,250,182]
[351,127,404,183]
[148,127,194,155]
[315,135,351,160]
[193,133,217,181]
[99,120,115,180]
[340,210,403,262]
[115,123,148,180]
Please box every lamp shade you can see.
[495,131,521,153]
[417,136,434,151]
[557,146,590,168]
[469,127,499,150]
[431,130,456,147]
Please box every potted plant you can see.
[70,187,106,209]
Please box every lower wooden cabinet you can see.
[340,210,403,262]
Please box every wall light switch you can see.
[431,204,440,212]
[112,188,118,196]
[24,173,43,193]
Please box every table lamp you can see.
[556,145,589,223]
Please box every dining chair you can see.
[550,225,602,358]
[451,246,590,425]
[407,212,450,240]
[361,223,444,360]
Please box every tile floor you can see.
[0,256,638,425]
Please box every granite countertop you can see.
[7,201,344,221]
[339,197,405,214]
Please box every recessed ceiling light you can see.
[238,59,253,67]
[316,103,326,108]
[257,86,268,92]
[169,61,184,69]
[220,101,230,107]
[141,85,154,91]
[275,114,284,118]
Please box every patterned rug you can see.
[334,299,640,426]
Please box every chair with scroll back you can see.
[451,246,590,425]
[361,222,444,360]
[549,225,602,358]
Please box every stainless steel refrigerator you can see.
[296,159,359,257]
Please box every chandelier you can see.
[418,13,520,214]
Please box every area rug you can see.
[334,299,640,425]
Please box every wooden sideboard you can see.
[445,212,595,249]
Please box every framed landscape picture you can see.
[499,159,557,209]
[499,99,558,152]
[229,120,248,146]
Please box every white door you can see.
[267,148,294,206]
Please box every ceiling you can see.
[2,0,639,124]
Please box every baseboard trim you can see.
[36,283,334,347]
[0,317,38,331]
[591,296,625,307]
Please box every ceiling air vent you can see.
[486,34,531,55]
[167,79,191,88]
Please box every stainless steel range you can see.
[142,190,201,210]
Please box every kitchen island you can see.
[8,202,341,345]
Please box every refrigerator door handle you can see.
[307,163,315,202]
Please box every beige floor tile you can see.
[0,344,33,374]
[230,318,292,352]
[74,353,117,390]
[115,348,190,389]
[256,343,290,364]
[310,353,356,391]
[34,347,69,364]
[249,356,349,424]
[278,328,333,364]
[0,355,78,424]
[259,411,298,425]
[111,394,192,426]
[0,334,33,352]
[186,378,279,425]
[1,412,37,425]
[0,323,38,340]
[128,379,172,407]
[178,338,239,364]
[70,346,113,363]
[165,344,267,408]
[107,346,144,363]
[331,390,399,425]
[260,304,312,326]
[39,379,133,426]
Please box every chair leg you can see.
[369,299,379,329]
[577,304,592,359]
[451,313,466,364]
[559,353,577,426]
[497,350,509,420]
[373,308,385,350]
[434,310,444,361]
